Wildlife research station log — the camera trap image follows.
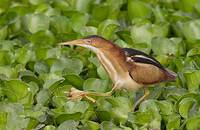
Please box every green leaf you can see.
[30,30,55,47]
[156,100,173,115]
[128,0,151,20]
[24,13,50,33]
[0,112,7,130]
[186,116,200,130]
[151,37,184,56]
[91,4,109,22]
[70,12,89,32]
[4,80,29,102]
[177,0,198,12]
[85,121,100,130]
[107,97,132,123]
[187,47,200,57]
[62,58,83,75]
[34,61,50,74]
[131,22,169,52]
[83,78,108,92]
[50,16,71,34]
[64,101,89,114]
[0,26,8,40]
[36,89,50,105]
[98,19,119,39]
[16,47,33,64]
[97,65,109,80]
[183,70,200,92]
[64,75,84,90]
[57,120,79,130]
[166,114,181,130]
[178,20,200,42]
[43,125,56,130]
[178,97,196,118]
[0,103,29,130]
[0,50,11,65]
[100,121,122,130]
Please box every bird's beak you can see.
[59,39,86,46]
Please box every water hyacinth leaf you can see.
[57,120,79,130]
[24,13,50,33]
[187,47,200,57]
[16,47,33,64]
[100,121,122,130]
[63,74,84,90]
[186,116,200,130]
[19,70,43,86]
[0,103,29,130]
[0,112,7,130]
[151,37,183,56]
[84,121,100,130]
[98,19,119,39]
[83,78,108,92]
[30,30,55,47]
[0,50,11,65]
[64,101,89,114]
[183,70,200,92]
[50,16,71,34]
[106,97,132,123]
[91,4,109,22]
[0,66,15,78]
[4,80,29,102]
[178,97,196,118]
[34,61,50,74]
[71,12,89,32]
[130,22,169,52]
[56,113,82,124]
[35,48,48,60]
[97,65,109,80]
[156,100,173,115]
[0,26,8,40]
[128,111,153,126]
[52,0,70,11]
[75,0,92,13]
[178,20,200,42]
[62,58,83,75]
[128,0,151,20]
[166,114,181,130]
[36,89,50,105]
[176,0,198,12]
[43,125,56,130]
[80,26,97,36]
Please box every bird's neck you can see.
[96,45,128,82]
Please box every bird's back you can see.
[123,48,176,85]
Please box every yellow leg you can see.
[67,84,117,103]
[133,88,150,111]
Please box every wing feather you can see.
[123,48,176,84]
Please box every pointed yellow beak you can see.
[59,39,86,46]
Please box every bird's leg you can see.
[133,88,150,111]
[67,85,117,103]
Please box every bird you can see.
[60,35,176,110]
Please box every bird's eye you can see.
[86,40,92,44]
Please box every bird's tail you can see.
[165,69,177,81]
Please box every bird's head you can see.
[59,35,111,52]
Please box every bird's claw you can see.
[67,87,96,103]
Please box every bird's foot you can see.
[67,87,96,103]
[67,87,112,103]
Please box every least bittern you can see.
[60,35,176,110]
